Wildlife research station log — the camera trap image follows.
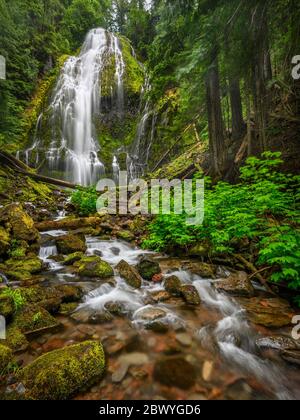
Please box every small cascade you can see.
[112,156,120,182]
[0,272,8,285]
[127,81,157,181]
[23,28,128,186]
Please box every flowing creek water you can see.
[12,227,300,400]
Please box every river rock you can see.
[136,257,161,281]
[182,261,216,279]
[63,252,84,266]
[256,336,299,352]
[136,307,167,322]
[0,344,14,372]
[0,204,40,243]
[116,260,142,289]
[164,275,182,296]
[118,352,149,367]
[0,226,10,256]
[104,301,126,316]
[237,297,294,328]
[116,230,135,242]
[281,350,300,366]
[153,356,197,389]
[0,293,15,319]
[150,290,171,303]
[19,341,105,400]
[78,256,114,278]
[4,257,43,283]
[214,272,255,297]
[88,311,114,324]
[145,321,169,333]
[175,333,192,347]
[11,305,61,337]
[181,285,201,305]
[56,234,87,255]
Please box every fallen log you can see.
[0,150,77,189]
[35,217,103,232]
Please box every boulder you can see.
[19,341,105,400]
[4,325,29,353]
[63,252,85,266]
[0,204,39,243]
[136,307,167,322]
[78,256,114,279]
[56,234,87,255]
[182,261,215,279]
[150,290,171,303]
[256,336,299,352]
[187,243,210,258]
[116,230,135,242]
[181,285,201,306]
[281,350,300,366]
[0,227,10,256]
[136,257,161,281]
[0,344,14,372]
[11,305,60,337]
[104,301,126,317]
[164,275,182,296]
[0,293,15,319]
[153,356,197,390]
[116,260,142,289]
[237,297,294,328]
[214,272,255,297]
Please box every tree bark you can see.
[206,52,225,177]
[229,77,245,141]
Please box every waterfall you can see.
[24,28,126,186]
[127,81,157,181]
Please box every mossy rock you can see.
[4,325,29,353]
[136,257,161,281]
[116,230,135,242]
[58,302,79,315]
[63,252,84,266]
[0,294,15,319]
[164,276,182,297]
[0,204,39,243]
[56,234,87,255]
[19,341,105,400]
[78,256,114,279]
[11,305,60,336]
[116,259,142,289]
[0,226,10,256]
[4,257,43,275]
[18,285,83,313]
[181,285,201,306]
[0,344,14,373]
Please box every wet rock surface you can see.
[214,272,255,297]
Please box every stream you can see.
[13,227,298,400]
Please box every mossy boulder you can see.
[11,305,60,336]
[0,294,15,319]
[116,260,142,289]
[3,257,43,283]
[18,285,83,313]
[153,356,197,390]
[0,226,10,256]
[4,325,29,353]
[78,256,114,279]
[182,261,216,279]
[63,252,84,266]
[181,285,201,306]
[0,204,39,243]
[136,257,161,281]
[116,230,135,242]
[19,341,105,400]
[164,276,182,296]
[56,234,87,255]
[58,302,79,315]
[0,344,14,373]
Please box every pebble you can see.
[112,363,129,383]
[202,361,214,382]
[119,352,150,367]
[175,333,192,347]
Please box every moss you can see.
[0,344,14,373]
[56,234,87,255]
[0,294,16,319]
[101,53,117,97]
[4,257,43,275]
[58,302,78,315]
[78,256,114,278]
[0,227,10,256]
[63,252,84,266]
[19,341,105,400]
[4,325,29,353]
[136,257,161,281]
[116,260,142,289]
[12,305,60,335]
[120,36,144,96]
[116,230,135,242]
[0,204,40,243]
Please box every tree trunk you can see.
[229,77,245,141]
[206,52,225,177]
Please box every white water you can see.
[23,28,126,186]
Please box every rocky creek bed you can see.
[0,198,300,400]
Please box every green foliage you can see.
[2,288,26,312]
[144,153,300,293]
[71,187,98,216]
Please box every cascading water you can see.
[23,28,127,186]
